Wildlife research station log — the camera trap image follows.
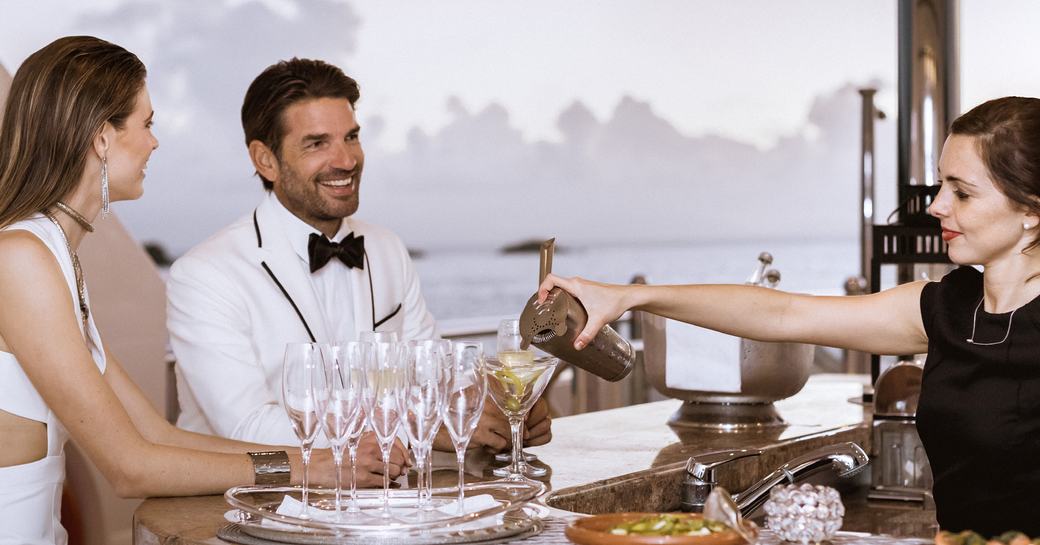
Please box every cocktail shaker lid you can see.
[519,238,569,349]
[873,360,923,418]
[519,290,569,348]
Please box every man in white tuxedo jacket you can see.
[167,58,551,463]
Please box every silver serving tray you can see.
[227,506,544,545]
[225,480,546,536]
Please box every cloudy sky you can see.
[2,0,1039,254]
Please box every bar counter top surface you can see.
[134,376,936,544]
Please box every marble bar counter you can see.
[134,375,892,544]
[535,375,869,514]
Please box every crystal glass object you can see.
[441,341,487,513]
[360,340,403,518]
[486,354,558,480]
[318,343,364,520]
[494,319,541,468]
[762,483,845,544]
[400,340,446,509]
[282,342,326,519]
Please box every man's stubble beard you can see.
[278,162,359,223]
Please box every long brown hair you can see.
[950,96,1040,251]
[0,36,146,228]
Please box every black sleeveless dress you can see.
[917,266,1040,535]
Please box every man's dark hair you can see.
[241,58,360,190]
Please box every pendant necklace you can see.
[965,296,1016,346]
[44,213,90,332]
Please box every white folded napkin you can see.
[433,494,504,531]
[263,493,502,529]
[665,319,741,393]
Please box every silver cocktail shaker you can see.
[517,239,635,382]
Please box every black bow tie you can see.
[308,232,365,273]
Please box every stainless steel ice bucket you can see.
[639,312,814,428]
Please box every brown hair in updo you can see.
[950,96,1040,251]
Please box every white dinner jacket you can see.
[167,195,437,444]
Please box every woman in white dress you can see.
[0,37,405,544]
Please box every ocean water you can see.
[413,239,862,324]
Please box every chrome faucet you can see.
[681,442,870,517]
[681,448,763,513]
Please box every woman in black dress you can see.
[538,96,1040,535]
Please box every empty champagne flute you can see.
[282,342,326,519]
[441,341,487,514]
[361,340,404,518]
[319,343,364,520]
[400,340,445,510]
[424,339,452,510]
[341,342,369,515]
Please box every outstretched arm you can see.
[537,273,930,356]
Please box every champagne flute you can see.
[282,342,326,519]
[361,340,403,518]
[400,340,445,510]
[319,343,364,520]
[440,341,487,514]
[341,342,369,515]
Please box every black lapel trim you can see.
[374,303,402,329]
[364,250,376,330]
[253,210,263,247]
[261,261,316,343]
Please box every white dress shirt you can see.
[269,194,358,342]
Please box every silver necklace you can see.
[43,213,90,331]
[965,296,1016,346]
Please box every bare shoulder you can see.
[0,229,71,317]
[0,230,71,350]
[0,229,59,277]
[851,279,930,321]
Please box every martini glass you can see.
[494,319,542,470]
[485,353,558,481]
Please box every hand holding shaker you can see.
[517,239,635,382]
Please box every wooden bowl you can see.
[564,512,748,545]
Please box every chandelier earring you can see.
[100,154,110,218]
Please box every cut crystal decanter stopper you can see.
[762,483,845,544]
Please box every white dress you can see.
[0,215,107,545]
